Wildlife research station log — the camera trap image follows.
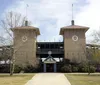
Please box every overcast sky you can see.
[0,0,100,43]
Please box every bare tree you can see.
[76,42,94,75]
[90,29,100,62]
[0,11,28,76]
[91,29,100,44]
[0,11,26,40]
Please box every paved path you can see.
[25,73,71,85]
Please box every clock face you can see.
[48,51,52,55]
[72,35,78,41]
[22,36,27,42]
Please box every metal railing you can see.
[36,49,64,54]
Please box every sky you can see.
[0,0,100,43]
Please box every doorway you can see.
[46,63,54,72]
[43,63,56,72]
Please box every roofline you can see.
[11,26,40,35]
[60,27,89,35]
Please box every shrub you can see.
[78,62,88,72]
[77,62,96,73]
[14,65,22,73]
[72,66,78,72]
[61,64,72,72]
[81,67,88,72]
[24,65,38,73]
[96,65,100,72]
[88,65,96,73]
[0,64,10,73]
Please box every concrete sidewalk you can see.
[25,73,71,85]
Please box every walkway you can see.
[25,73,71,85]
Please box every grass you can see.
[0,73,100,85]
[0,73,35,85]
[65,73,100,85]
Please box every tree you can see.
[92,30,100,44]
[90,30,100,63]
[0,11,28,75]
[87,30,100,74]
[75,42,96,75]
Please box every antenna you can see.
[25,4,29,26]
[72,4,73,20]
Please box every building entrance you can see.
[43,63,56,72]
[43,51,57,72]
[46,64,54,72]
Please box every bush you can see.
[14,65,22,73]
[96,64,100,72]
[77,62,96,73]
[78,62,88,72]
[24,65,38,73]
[81,67,88,72]
[0,64,10,73]
[88,65,96,73]
[61,64,72,72]
[72,66,78,72]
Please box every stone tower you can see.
[60,20,89,63]
[11,22,40,67]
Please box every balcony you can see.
[36,49,64,54]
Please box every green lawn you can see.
[65,73,100,85]
[0,73,35,85]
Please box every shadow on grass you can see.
[65,73,100,76]
[0,73,35,77]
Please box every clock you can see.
[72,35,78,41]
[48,51,52,55]
[22,36,27,42]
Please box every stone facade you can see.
[60,22,89,63]
[64,30,86,62]
[11,26,40,67]
[11,20,89,67]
